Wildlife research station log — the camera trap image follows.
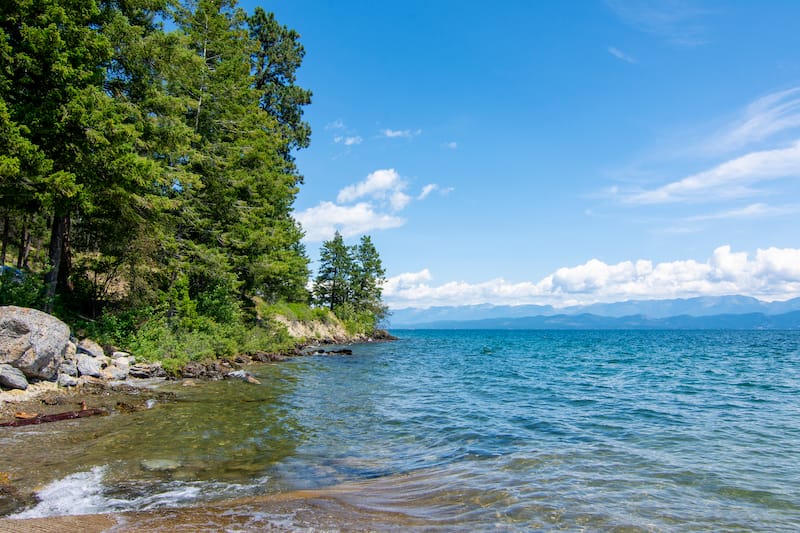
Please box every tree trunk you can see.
[58,215,73,293]
[44,214,67,313]
[16,217,30,269]
[1,214,9,266]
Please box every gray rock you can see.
[77,353,106,378]
[103,360,128,381]
[0,363,29,390]
[129,362,165,378]
[110,351,130,359]
[0,306,69,379]
[59,359,78,377]
[140,459,181,472]
[226,369,261,385]
[64,341,77,362]
[77,338,105,358]
[57,373,79,387]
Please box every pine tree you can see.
[351,235,386,320]
[313,232,353,312]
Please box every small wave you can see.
[10,466,110,519]
[9,465,261,519]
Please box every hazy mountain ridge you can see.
[388,296,800,329]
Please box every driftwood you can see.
[0,408,108,427]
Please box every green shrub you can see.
[0,268,47,309]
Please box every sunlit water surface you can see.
[2,330,800,531]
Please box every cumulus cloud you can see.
[297,169,449,241]
[608,46,637,64]
[384,245,800,308]
[621,140,800,204]
[337,169,405,205]
[382,128,422,138]
[295,201,405,241]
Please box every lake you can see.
[2,330,800,531]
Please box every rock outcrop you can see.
[0,306,69,379]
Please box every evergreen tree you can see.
[249,7,312,159]
[351,235,386,320]
[313,232,353,311]
[313,232,387,330]
[165,0,310,311]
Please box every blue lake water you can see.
[4,329,800,531]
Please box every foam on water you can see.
[10,466,109,518]
[9,465,261,519]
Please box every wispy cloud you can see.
[418,184,438,200]
[385,245,800,308]
[334,135,362,146]
[382,128,422,139]
[606,0,713,46]
[608,46,637,64]
[706,87,800,154]
[687,202,800,221]
[619,140,800,204]
[326,120,363,150]
[444,141,458,149]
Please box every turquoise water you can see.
[4,330,800,531]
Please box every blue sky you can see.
[243,0,800,309]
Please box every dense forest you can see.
[0,0,385,370]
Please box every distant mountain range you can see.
[387,296,800,330]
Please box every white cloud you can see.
[337,168,405,204]
[334,135,363,146]
[384,245,800,308]
[325,119,345,130]
[382,128,422,138]
[298,170,449,242]
[608,46,637,64]
[621,139,800,204]
[445,141,458,149]
[295,201,405,241]
[390,191,411,211]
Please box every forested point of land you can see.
[0,0,386,370]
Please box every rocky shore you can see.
[0,305,395,424]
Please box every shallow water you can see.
[2,330,800,531]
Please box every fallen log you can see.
[0,408,108,427]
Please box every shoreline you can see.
[0,333,398,521]
[0,328,397,424]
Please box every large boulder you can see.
[0,306,69,379]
